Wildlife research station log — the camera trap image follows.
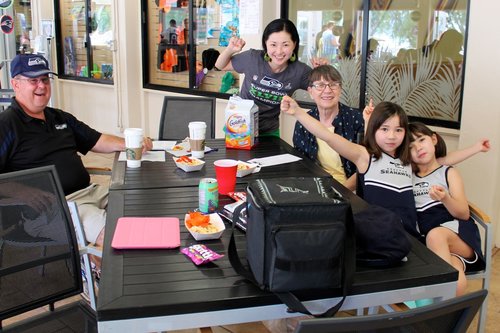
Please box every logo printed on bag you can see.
[277,184,309,194]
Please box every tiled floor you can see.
[3,152,497,332]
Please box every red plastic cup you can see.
[214,159,238,195]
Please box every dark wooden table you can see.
[98,185,457,332]
[109,136,328,190]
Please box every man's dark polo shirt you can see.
[0,98,101,195]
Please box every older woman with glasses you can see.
[293,65,371,189]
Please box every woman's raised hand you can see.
[228,36,246,53]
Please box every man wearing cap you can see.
[0,54,152,262]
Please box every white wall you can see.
[459,0,500,242]
[34,0,499,244]
[58,81,118,134]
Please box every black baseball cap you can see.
[11,54,57,78]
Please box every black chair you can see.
[158,96,216,140]
[293,289,487,333]
[0,166,97,332]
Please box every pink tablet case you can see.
[112,217,181,249]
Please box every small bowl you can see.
[236,161,258,177]
[184,213,226,241]
[173,156,205,172]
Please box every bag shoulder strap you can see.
[228,203,258,284]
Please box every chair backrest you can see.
[0,89,14,112]
[158,96,216,140]
[293,289,487,333]
[0,166,82,323]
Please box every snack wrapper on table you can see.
[181,244,224,265]
[227,191,247,202]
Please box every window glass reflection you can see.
[287,0,468,127]
[366,0,467,124]
[146,0,239,93]
[57,0,113,82]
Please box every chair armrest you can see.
[87,244,103,257]
[86,166,112,175]
[468,201,490,224]
[79,244,103,258]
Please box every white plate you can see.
[167,141,212,157]
[173,156,205,172]
[236,161,259,177]
[184,213,226,241]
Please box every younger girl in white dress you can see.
[409,122,486,295]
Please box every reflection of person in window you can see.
[161,19,178,45]
[338,32,354,59]
[434,29,464,63]
[177,18,188,45]
[160,19,187,72]
[320,22,339,61]
[314,25,327,56]
[367,38,379,60]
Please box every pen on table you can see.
[205,148,219,154]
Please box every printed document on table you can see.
[118,151,166,162]
[247,154,302,167]
[153,140,177,151]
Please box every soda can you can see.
[199,178,218,213]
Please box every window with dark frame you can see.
[141,0,240,98]
[284,0,469,129]
[54,0,114,83]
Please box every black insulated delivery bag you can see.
[228,177,356,317]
